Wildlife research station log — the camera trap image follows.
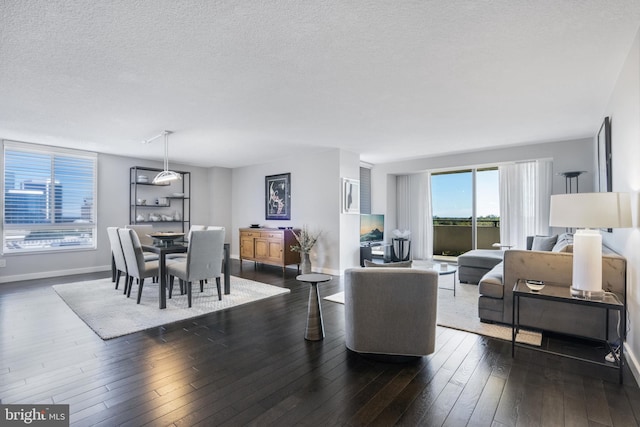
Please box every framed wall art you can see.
[342,178,360,214]
[597,116,612,193]
[265,173,291,220]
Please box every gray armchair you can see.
[344,267,439,357]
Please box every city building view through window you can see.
[3,143,97,253]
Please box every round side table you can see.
[296,273,332,341]
[436,265,458,296]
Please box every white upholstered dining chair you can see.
[118,228,160,304]
[166,228,225,307]
[107,227,128,293]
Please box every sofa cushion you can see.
[552,233,573,252]
[478,262,504,299]
[531,235,558,251]
[363,259,413,268]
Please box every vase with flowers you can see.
[291,225,321,274]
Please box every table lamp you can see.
[549,192,631,299]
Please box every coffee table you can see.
[435,264,458,296]
[296,273,332,341]
[416,263,457,296]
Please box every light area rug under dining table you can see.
[324,271,541,346]
[54,276,290,340]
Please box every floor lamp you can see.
[549,192,631,299]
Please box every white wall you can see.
[230,148,360,274]
[601,27,640,384]
[1,153,210,283]
[207,166,233,239]
[339,149,361,270]
[370,137,595,230]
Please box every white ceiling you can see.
[1,1,639,168]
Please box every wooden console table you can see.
[239,227,301,272]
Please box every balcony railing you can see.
[433,218,500,257]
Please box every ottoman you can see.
[457,249,504,284]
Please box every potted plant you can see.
[291,225,321,274]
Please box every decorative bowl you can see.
[525,280,545,292]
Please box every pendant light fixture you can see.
[141,130,182,184]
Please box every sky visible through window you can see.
[431,169,499,218]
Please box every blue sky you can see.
[431,170,499,217]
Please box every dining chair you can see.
[166,224,206,261]
[118,228,160,304]
[107,227,128,294]
[167,228,226,307]
[125,224,160,262]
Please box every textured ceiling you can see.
[1,1,639,168]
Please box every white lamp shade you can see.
[549,192,632,229]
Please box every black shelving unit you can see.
[129,166,191,233]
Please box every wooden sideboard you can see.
[239,228,301,272]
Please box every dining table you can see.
[142,242,231,309]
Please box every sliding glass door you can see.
[431,168,499,257]
[475,168,500,249]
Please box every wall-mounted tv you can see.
[360,214,384,245]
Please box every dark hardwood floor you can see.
[1,260,639,426]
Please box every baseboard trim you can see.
[625,345,640,386]
[0,265,111,284]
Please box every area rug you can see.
[324,274,541,346]
[54,276,290,340]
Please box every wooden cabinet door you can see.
[240,233,255,259]
[254,238,269,259]
[265,239,284,262]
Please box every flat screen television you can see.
[360,214,384,245]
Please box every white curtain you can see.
[396,172,433,259]
[499,160,553,249]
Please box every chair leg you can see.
[115,271,121,290]
[179,279,185,295]
[169,276,174,299]
[187,281,192,308]
[216,277,222,301]
[126,276,134,298]
[137,278,145,304]
[200,280,204,292]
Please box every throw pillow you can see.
[552,233,574,252]
[531,235,558,251]
[363,259,413,268]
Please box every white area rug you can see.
[54,276,290,340]
[324,272,542,346]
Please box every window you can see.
[3,141,97,254]
[431,167,499,256]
